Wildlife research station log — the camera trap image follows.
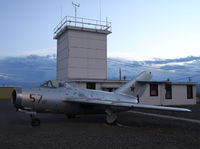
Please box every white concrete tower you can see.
[54,16,111,81]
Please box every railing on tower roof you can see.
[53,16,112,36]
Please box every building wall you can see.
[140,84,196,105]
[0,87,13,99]
[70,81,125,91]
[163,84,196,105]
[57,31,68,80]
[70,81,196,106]
[57,29,108,81]
[140,84,161,105]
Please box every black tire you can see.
[31,118,40,126]
[66,114,76,119]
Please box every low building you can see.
[139,81,196,106]
[0,87,14,99]
[69,80,196,106]
[69,80,126,92]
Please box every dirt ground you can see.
[0,99,200,149]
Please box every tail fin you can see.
[114,71,152,97]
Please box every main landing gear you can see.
[30,114,40,126]
[66,114,76,119]
[105,108,117,124]
[105,109,127,127]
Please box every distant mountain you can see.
[0,55,199,94]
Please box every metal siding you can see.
[57,31,69,80]
[64,29,107,80]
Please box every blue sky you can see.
[1,0,200,60]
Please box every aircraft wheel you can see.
[31,118,40,126]
[66,114,76,119]
[105,109,118,124]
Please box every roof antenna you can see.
[72,2,80,26]
[99,0,101,22]
[60,5,63,20]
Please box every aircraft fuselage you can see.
[13,86,138,115]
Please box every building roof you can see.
[138,81,197,86]
[68,79,127,83]
[68,79,196,86]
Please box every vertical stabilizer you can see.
[114,71,152,97]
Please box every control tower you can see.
[54,16,111,81]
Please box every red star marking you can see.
[130,86,135,92]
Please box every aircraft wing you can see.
[62,98,191,112]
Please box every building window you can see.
[102,88,117,92]
[165,84,172,99]
[187,85,193,99]
[150,84,158,96]
[86,83,96,90]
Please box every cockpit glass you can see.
[40,80,54,88]
[40,80,72,88]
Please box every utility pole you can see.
[72,2,80,26]
[119,68,121,80]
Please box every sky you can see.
[0,0,200,60]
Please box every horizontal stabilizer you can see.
[131,104,191,112]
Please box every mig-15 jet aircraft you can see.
[11,71,191,126]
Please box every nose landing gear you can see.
[30,114,40,126]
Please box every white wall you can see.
[57,28,108,81]
[70,81,196,106]
[140,84,196,105]
[57,31,68,80]
[140,84,161,105]
[67,30,107,80]
[163,85,196,105]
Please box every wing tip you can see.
[184,109,192,112]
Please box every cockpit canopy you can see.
[40,80,72,88]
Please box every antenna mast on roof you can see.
[99,0,101,22]
[72,2,80,25]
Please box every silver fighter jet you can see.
[11,71,191,126]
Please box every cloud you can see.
[108,56,200,83]
[21,48,56,57]
[0,73,10,79]
[0,55,199,86]
[0,55,56,86]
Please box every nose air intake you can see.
[11,88,23,110]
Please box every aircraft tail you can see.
[114,71,152,97]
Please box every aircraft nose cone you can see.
[12,88,23,110]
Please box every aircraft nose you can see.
[12,88,23,110]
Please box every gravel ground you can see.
[0,99,200,149]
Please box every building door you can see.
[165,84,172,99]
